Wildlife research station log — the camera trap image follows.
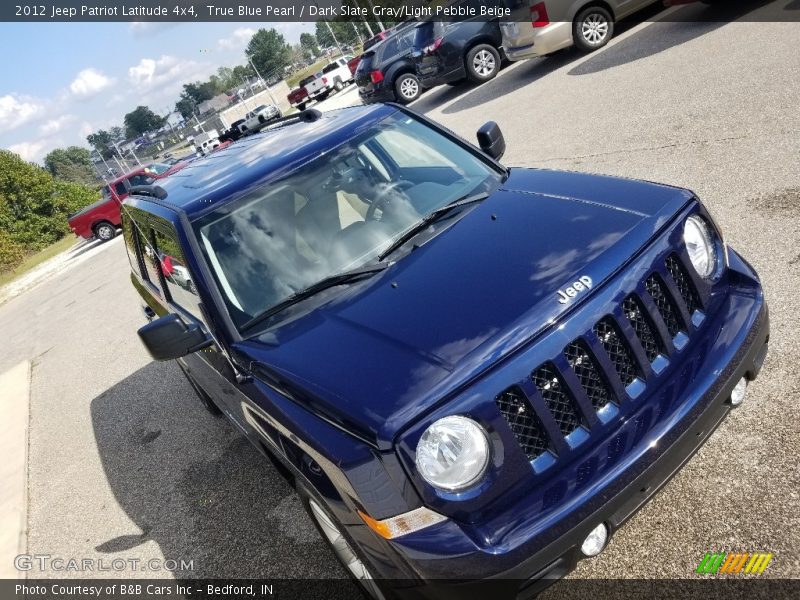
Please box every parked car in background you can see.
[300,71,326,103]
[240,104,282,133]
[193,130,220,155]
[500,0,661,60]
[356,26,421,104]
[347,55,361,75]
[287,86,309,110]
[304,57,357,103]
[413,11,505,88]
[124,104,769,599]
[67,162,186,242]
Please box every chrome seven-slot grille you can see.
[495,254,702,462]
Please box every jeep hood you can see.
[237,169,693,448]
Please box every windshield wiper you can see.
[242,262,389,331]
[377,192,489,261]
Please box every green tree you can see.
[299,32,320,59]
[315,21,335,50]
[245,28,291,78]
[0,149,98,271]
[232,64,255,82]
[43,146,97,186]
[124,106,166,138]
[175,96,196,120]
[86,130,115,160]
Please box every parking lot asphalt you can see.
[1,2,798,586]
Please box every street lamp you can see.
[247,56,280,106]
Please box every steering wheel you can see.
[365,180,415,221]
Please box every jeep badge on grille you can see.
[557,276,593,304]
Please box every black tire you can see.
[298,484,388,600]
[334,80,344,92]
[297,102,306,111]
[465,44,501,84]
[178,363,222,416]
[573,6,614,52]
[93,221,116,242]
[394,73,421,104]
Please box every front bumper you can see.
[365,252,769,598]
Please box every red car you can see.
[67,162,186,242]
[287,86,309,111]
[347,55,361,75]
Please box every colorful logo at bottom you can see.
[696,552,773,575]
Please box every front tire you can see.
[573,6,614,52]
[334,80,344,92]
[465,44,500,83]
[297,102,307,111]
[94,221,116,242]
[394,73,421,104]
[302,493,386,600]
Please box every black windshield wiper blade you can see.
[377,192,489,262]
[242,262,389,331]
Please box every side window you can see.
[121,211,144,278]
[128,174,155,187]
[141,226,164,290]
[151,224,203,319]
[114,181,127,196]
[381,36,399,58]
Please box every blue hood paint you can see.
[236,168,693,447]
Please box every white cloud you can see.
[8,138,54,163]
[0,94,45,134]
[218,27,256,50]
[129,55,195,89]
[129,22,179,37]
[127,55,216,106]
[69,68,114,98]
[78,121,95,140]
[39,114,77,136]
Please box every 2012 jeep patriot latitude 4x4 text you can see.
[123,105,769,599]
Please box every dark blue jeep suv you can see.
[122,105,769,598]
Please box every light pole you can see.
[363,0,384,31]
[352,0,374,38]
[247,56,280,106]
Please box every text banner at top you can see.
[2,0,798,23]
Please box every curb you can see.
[0,360,31,579]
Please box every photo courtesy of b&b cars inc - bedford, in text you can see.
[0,0,798,599]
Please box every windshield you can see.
[194,112,502,330]
[144,163,171,175]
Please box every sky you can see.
[0,21,315,164]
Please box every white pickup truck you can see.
[238,104,282,134]
[193,130,220,155]
[303,57,355,102]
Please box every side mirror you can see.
[137,313,212,361]
[476,121,506,161]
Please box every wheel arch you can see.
[462,36,503,64]
[569,0,616,23]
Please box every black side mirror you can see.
[476,121,506,161]
[137,313,212,361]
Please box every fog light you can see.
[581,523,608,557]
[730,377,747,406]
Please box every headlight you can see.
[683,215,717,279]
[415,416,490,492]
